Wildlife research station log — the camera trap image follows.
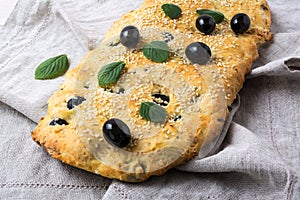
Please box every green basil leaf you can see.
[35,54,69,80]
[140,102,167,123]
[196,9,225,24]
[143,41,169,63]
[98,61,125,87]
[161,3,182,19]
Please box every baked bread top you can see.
[32,0,272,182]
[105,0,272,104]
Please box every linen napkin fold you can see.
[247,57,300,78]
[248,32,300,78]
[0,0,85,122]
[0,0,300,199]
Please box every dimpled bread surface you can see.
[32,0,272,182]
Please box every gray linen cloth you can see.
[0,0,299,199]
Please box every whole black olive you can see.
[103,118,131,148]
[231,13,251,34]
[185,42,211,65]
[196,14,216,35]
[120,26,140,48]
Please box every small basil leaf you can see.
[143,41,169,63]
[98,61,125,87]
[35,54,69,80]
[161,3,182,19]
[140,102,167,123]
[196,9,225,24]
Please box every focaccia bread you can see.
[32,0,272,182]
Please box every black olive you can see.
[185,42,211,65]
[196,14,216,35]
[117,88,125,94]
[120,26,140,48]
[104,88,113,93]
[67,96,86,110]
[230,13,251,34]
[163,32,174,43]
[49,118,69,126]
[152,94,170,106]
[103,118,131,148]
[174,115,182,121]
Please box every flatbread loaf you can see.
[32,0,272,182]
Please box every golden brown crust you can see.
[32,0,272,182]
[105,0,272,104]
